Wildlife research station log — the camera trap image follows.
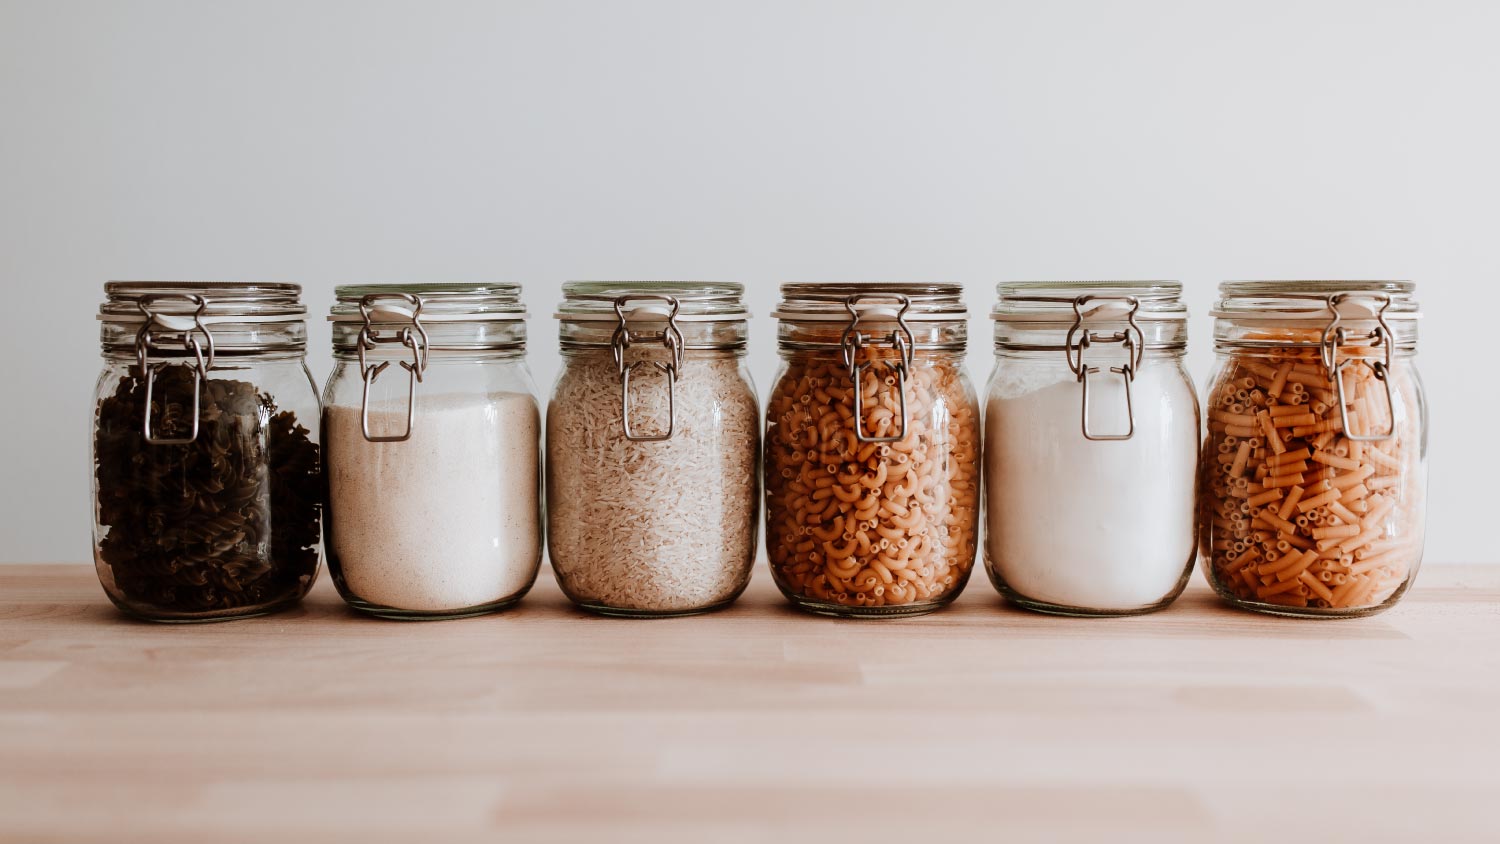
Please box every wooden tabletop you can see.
[2,563,1498,843]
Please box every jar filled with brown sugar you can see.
[1201,281,1426,617]
[91,282,322,622]
[765,284,981,617]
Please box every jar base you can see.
[342,591,530,621]
[1209,579,1410,619]
[107,591,308,624]
[1216,596,1399,619]
[779,595,954,619]
[1001,595,1178,617]
[994,577,1190,618]
[569,595,740,619]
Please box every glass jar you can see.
[1201,281,1426,617]
[984,282,1199,615]
[92,282,322,622]
[547,282,759,617]
[765,283,981,617]
[323,284,542,620]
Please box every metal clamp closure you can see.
[135,294,216,445]
[357,293,429,443]
[840,294,915,443]
[1065,295,1143,441]
[1321,292,1396,442]
[611,295,684,442]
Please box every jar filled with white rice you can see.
[547,282,759,617]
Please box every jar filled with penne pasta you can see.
[766,284,981,617]
[1201,281,1426,617]
[547,282,759,617]
[92,282,322,622]
[985,282,1200,615]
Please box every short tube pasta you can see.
[1199,328,1423,615]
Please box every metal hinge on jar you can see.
[840,293,916,443]
[1320,291,1397,443]
[357,292,429,443]
[1065,295,1144,441]
[134,294,217,445]
[610,294,685,442]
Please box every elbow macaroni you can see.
[765,347,981,613]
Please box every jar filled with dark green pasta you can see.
[92,282,323,622]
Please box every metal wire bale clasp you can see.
[840,293,915,444]
[135,294,216,445]
[1064,295,1143,442]
[357,292,429,443]
[610,294,684,442]
[1320,291,1397,442]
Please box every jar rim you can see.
[992,281,1186,324]
[330,283,527,323]
[1212,280,1420,321]
[556,281,748,322]
[773,282,967,321]
[100,281,307,323]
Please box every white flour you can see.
[326,392,541,612]
[985,361,1198,611]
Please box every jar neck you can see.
[558,319,748,351]
[104,347,307,364]
[101,320,307,357]
[561,346,745,362]
[1212,316,1418,355]
[333,347,528,364]
[776,318,966,355]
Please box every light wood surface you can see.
[2,563,1499,843]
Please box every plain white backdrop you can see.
[1,0,1496,563]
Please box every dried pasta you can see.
[1201,330,1422,613]
[764,347,980,613]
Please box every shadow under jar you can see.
[91,282,322,622]
[766,284,981,617]
[1200,281,1426,617]
[547,282,760,617]
[984,282,1200,616]
[322,284,543,620]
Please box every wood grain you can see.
[2,563,1498,843]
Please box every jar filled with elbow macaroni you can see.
[547,282,760,617]
[1201,281,1426,617]
[766,284,981,617]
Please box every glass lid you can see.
[772,282,966,321]
[329,283,526,323]
[992,281,1185,323]
[99,281,306,323]
[1212,280,1420,321]
[555,281,748,321]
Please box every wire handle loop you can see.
[1064,295,1142,441]
[839,294,915,443]
[357,292,429,443]
[1321,292,1397,442]
[135,294,216,445]
[611,294,683,442]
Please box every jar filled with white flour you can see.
[984,282,1199,615]
[548,283,759,617]
[323,284,542,619]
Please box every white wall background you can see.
[2,0,1496,563]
